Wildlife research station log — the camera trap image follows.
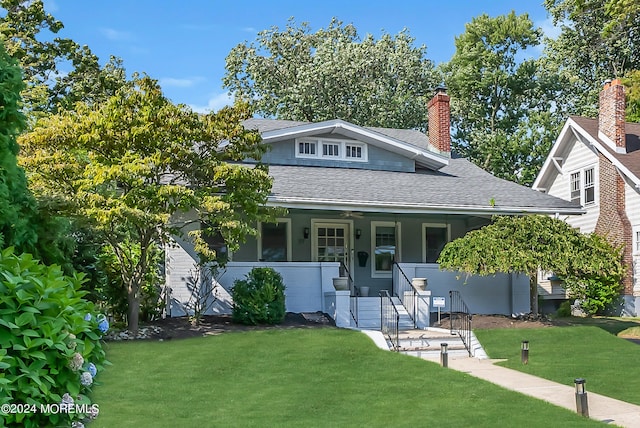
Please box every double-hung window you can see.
[371,222,400,277]
[423,223,450,263]
[569,166,596,206]
[258,219,291,262]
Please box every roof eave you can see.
[267,197,584,216]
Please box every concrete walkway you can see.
[447,356,640,427]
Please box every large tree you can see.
[542,0,640,117]
[224,18,440,130]
[442,12,561,186]
[438,215,624,315]
[0,0,126,119]
[0,38,37,251]
[20,76,277,334]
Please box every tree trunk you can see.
[529,273,539,315]
[127,287,140,336]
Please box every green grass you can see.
[475,323,640,405]
[91,328,603,427]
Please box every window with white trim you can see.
[422,223,450,263]
[569,166,597,206]
[570,172,580,203]
[258,219,291,262]
[635,229,640,254]
[584,167,595,205]
[371,222,400,277]
[295,138,367,162]
[298,141,317,157]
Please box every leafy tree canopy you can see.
[0,0,126,119]
[20,75,278,334]
[438,215,624,315]
[224,18,440,131]
[442,12,559,185]
[542,0,640,117]
[0,38,37,251]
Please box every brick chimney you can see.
[427,86,451,155]
[598,78,626,153]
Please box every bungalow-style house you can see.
[533,79,640,315]
[166,88,582,327]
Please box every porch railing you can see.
[342,262,359,327]
[380,290,400,350]
[449,290,472,357]
[392,262,417,328]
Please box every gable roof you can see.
[268,158,582,215]
[242,118,449,170]
[533,116,640,190]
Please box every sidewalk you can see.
[447,357,640,427]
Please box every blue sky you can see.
[44,0,554,113]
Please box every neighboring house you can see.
[533,79,640,315]
[166,88,582,326]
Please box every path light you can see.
[574,378,589,417]
[521,340,529,364]
[440,343,448,368]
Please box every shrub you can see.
[556,301,572,318]
[0,248,108,427]
[232,267,285,325]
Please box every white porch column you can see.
[415,290,431,329]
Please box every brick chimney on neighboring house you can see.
[599,78,627,153]
[427,86,451,156]
[594,78,634,297]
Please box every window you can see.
[202,227,228,264]
[345,144,364,159]
[423,223,450,263]
[570,172,580,203]
[371,222,400,277]
[298,141,317,157]
[635,229,640,253]
[258,219,291,262]
[295,138,367,162]
[322,143,339,157]
[569,166,596,206]
[584,167,595,205]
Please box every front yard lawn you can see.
[475,322,640,405]
[91,328,602,427]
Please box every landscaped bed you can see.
[91,328,602,427]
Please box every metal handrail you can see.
[450,290,472,357]
[380,290,401,351]
[350,285,359,327]
[341,262,358,327]
[392,262,417,328]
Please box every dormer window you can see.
[296,137,367,162]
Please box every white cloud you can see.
[100,28,132,41]
[537,17,562,40]
[241,27,257,33]
[189,92,234,113]
[160,77,204,88]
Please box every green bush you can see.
[232,267,286,325]
[0,248,108,427]
[556,301,572,317]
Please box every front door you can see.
[312,221,352,277]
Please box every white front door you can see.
[312,221,353,277]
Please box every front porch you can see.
[165,245,530,327]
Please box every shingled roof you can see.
[267,160,582,215]
[570,116,640,181]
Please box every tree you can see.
[20,76,277,334]
[442,12,560,185]
[0,0,127,119]
[0,38,38,251]
[223,18,440,130]
[437,215,624,315]
[542,0,640,117]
